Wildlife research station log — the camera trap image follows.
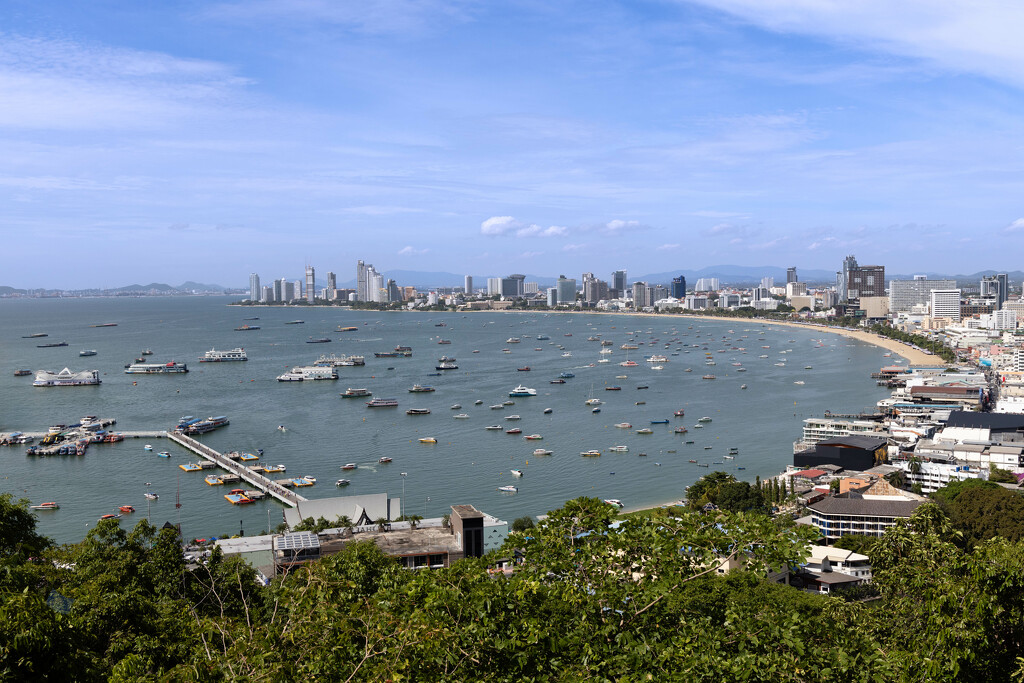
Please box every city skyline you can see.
[4,2,1024,288]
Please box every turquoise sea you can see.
[0,297,892,543]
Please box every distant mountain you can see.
[177,281,228,292]
[635,266,837,286]
[338,270,558,289]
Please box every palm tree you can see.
[375,517,389,532]
[336,515,354,530]
[407,514,423,529]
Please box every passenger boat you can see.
[366,398,398,407]
[200,347,248,362]
[490,404,503,410]
[125,361,189,374]
[619,360,638,367]
[183,416,229,435]
[450,404,462,409]
[418,436,438,443]
[33,368,102,386]
[378,456,392,463]
[409,384,435,392]
[592,408,601,413]
[277,366,338,381]
[406,408,431,415]
[341,463,357,470]
[506,337,521,343]
[436,355,458,370]
[509,385,537,397]
[580,450,602,457]
[584,398,602,406]
[30,502,59,510]
[533,448,553,456]
[341,388,371,398]
[498,485,518,493]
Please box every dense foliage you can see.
[932,478,1024,548]
[3,493,1024,680]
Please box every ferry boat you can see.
[316,353,365,366]
[37,341,69,348]
[14,369,32,376]
[184,416,229,435]
[125,362,189,374]
[366,398,398,408]
[200,348,248,362]
[33,368,102,387]
[234,324,260,331]
[409,384,435,393]
[509,385,537,397]
[276,366,337,381]
[436,356,458,370]
[341,388,371,398]
[407,408,431,415]
[79,349,98,357]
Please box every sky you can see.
[3,0,1024,288]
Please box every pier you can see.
[167,431,307,507]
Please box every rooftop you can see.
[808,494,923,518]
[817,435,888,450]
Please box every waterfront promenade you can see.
[167,431,307,507]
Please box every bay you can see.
[0,297,890,544]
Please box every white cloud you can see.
[481,215,517,235]
[689,0,1024,88]
[562,243,587,252]
[519,251,543,258]
[516,224,568,238]
[656,243,680,251]
[604,219,640,233]
[1004,218,1024,233]
[397,245,428,255]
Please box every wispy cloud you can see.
[480,216,571,238]
[1004,218,1024,233]
[204,0,476,35]
[517,224,568,238]
[397,245,429,255]
[656,243,680,251]
[481,215,517,235]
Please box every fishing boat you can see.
[14,369,32,376]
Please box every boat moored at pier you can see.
[33,368,101,387]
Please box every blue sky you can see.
[3,0,1024,288]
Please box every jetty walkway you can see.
[168,431,307,507]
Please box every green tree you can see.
[511,515,535,532]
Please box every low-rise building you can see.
[807,493,923,542]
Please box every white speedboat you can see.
[604,499,624,508]
[453,413,470,419]
[533,448,553,456]
[498,485,518,493]
[510,469,523,477]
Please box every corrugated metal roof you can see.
[808,495,923,518]
[945,411,1024,431]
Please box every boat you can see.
[674,409,686,417]
[306,338,332,344]
[741,384,747,389]
[125,362,189,374]
[341,463,357,470]
[234,325,260,331]
[490,404,503,410]
[674,427,688,434]
[636,385,649,389]
[285,320,304,325]
[702,374,716,380]
[505,428,522,434]
[341,388,372,398]
[619,360,639,367]
[118,504,136,514]
[559,372,575,378]
[498,485,518,493]
[200,348,248,362]
[30,502,59,510]
[450,404,462,409]
[609,445,629,452]
[485,425,502,430]
[533,448,553,456]
[453,413,470,419]
[157,451,171,458]
[33,368,102,387]
[338,326,359,332]
[635,401,646,405]
[584,398,602,406]
[475,400,483,405]
[650,419,669,425]
[635,428,653,434]
[614,422,632,429]
[698,416,713,422]
[509,385,537,397]
[524,434,543,440]
[244,317,260,320]
[592,408,601,413]
[723,455,735,460]
[436,355,458,370]
[604,499,624,508]
[505,414,522,420]
[378,456,392,463]
[580,450,602,457]
[543,408,553,414]
[181,416,229,435]
[510,469,524,477]
[506,337,521,343]
[98,514,121,521]
[437,339,452,344]
[409,384,435,393]
[517,367,531,372]
[366,398,399,407]
[14,369,32,376]
[37,341,69,348]
[277,366,337,381]
[406,408,431,415]
[23,333,48,338]
[79,349,98,357]
[794,380,806,385]
[335,479,351,486]
[550,379,566,384]
[605,386,621,391]
[143,444,153,451]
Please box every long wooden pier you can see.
[167,431,307,507]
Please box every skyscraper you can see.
[464,275,473,295]
[386,279,400,302]
[611,270,626,293]
[787,267,797,283]
[889,278,957,313]
[487,278,502,296]
[356,260,370,302]
[671,276,686,299]
[556,276,576,305]
[930,289,962,322]
[998,273,1009,309]
[839,255,858,302]
[249,273,260,302]
[305,266,315,304]
[632,281,648,308]
[326,271,337,292]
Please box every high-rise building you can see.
[523,282,539,294]
[249,273,260,301]
[367,270,384,302]
[386,279,401,302]
[998,273,1009,309]
[556,276,576,305]
[583,278,608,304]
[326,271,337,292]
[982,274,1010,310]
[486,278,501,296]
[356,261,378,302]
[261,285,273,303]
[844,259,884,302]
[501,274,526,298]
[694,278,720,292]
[889,278,957,313]
[273,278,285,302]
[760,276,775,290]
[283,280,296,301]
[671,276,686,298]
[787,267,797,283]
[653,285,669,302]
[547,288,558,306]
[930,289,962,322]
[632,281,650,308]
[464,275,473,295]
[839,255,858,302]
[611,270,627,293]
[305,266,315,304]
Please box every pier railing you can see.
[167,431,306,507]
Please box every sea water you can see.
[0,297,890,543]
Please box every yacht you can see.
[276,366,337,381]
[533,448,553,456]
[508,385,537,397]
[498,485,518,493]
